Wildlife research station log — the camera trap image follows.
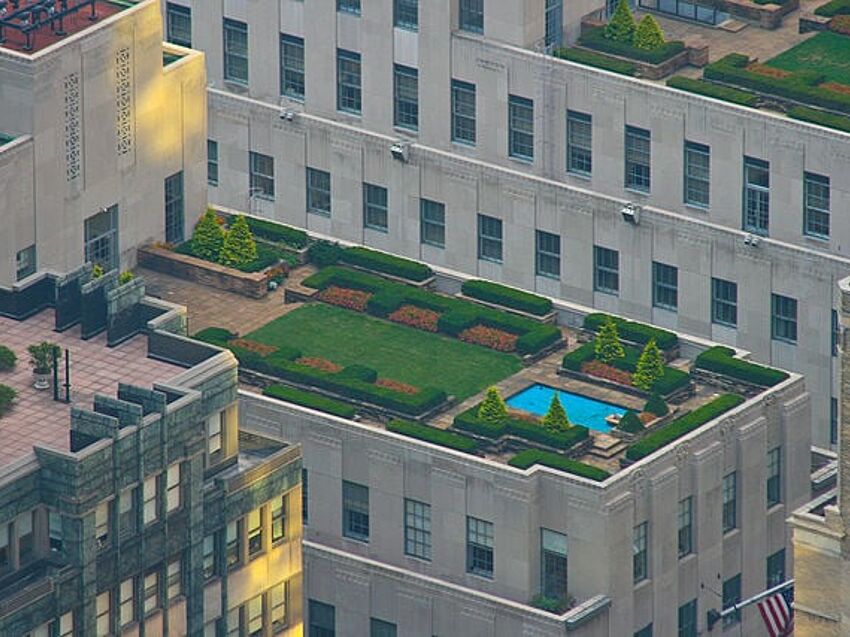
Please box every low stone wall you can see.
[799,12,831,32]
[573,44,691,80]
[137,245,270,299]
[722,0,798,29]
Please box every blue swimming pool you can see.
[506,384,627,432]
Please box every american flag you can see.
[757,586,794,637]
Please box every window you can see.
[207,411,223,458]
[143,475,158,525]
[248,508,263,558]
[370,618,397,637]
[767,447,782,507]
[394,0,418,30]
[545,0,563,47]
[722,472,737,533]
[57,613,74,637]
[766,549,785,587]
[634,625,653,637]
[166,3,191,47]
[625,126,651,192]
[119,577,135,627]
[280,34,305,99]
[164,171,185,244]
[678,599,697,637]
[272,495,288,543]
[249,152,275,201]
[653,262,678,311]
[404,499,431,560]
[166,463,181,513]
[804,172,830,238]
[49,510,63,553]
[508,95,534,160]
[633,522,648,582]
[306,168,331,216]
[363,183,389,232]
[466,516,494,578]
[771,294,797,344]
[594,246,619,295]
[203,534,217,580]
[302,468,309,524]
[308,599,336,637]
[227,608,240,637]
[95,501,110,550]
[207,140,219,186]
[477,214,503,263]
[223,19,248,84]
[270,582,288,631]
[247,595,263,637]
[84,205,118,272]
[393,65,418,130]
[722,574,741,627]
[0,524,8,576]
[143,570,159,615]
[336,49,362,114]
[118,486,136,537]
[451,79,476,145]
[535,230,560,279]
[711,278,737,327]
[540,529,568,602]
[684,141,710,208]
[95,592,110,637]
[743,157,770,235]
[831,397,839,446]
[226,520,241,569]
[420,199,446,248]
[678,497,693,558]
[459,0,484,33]
[343,481,370,541]
[167,558,182,601]
[16,245,36,281]
[17,512,33,565]
[567,111,592,175]
[338,0,360,15]
[832,309,840,356]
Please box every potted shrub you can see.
[28,341,61,390]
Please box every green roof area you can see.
[767,32,850,85]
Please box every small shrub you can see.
[693,346,788,386]
[0,384,16,416]
[634,15,665,51]
[461,280,552,316]
[478,386,508,424]
[91,264,104,279]
[515,325,561,355]
[28,341,61,374]
[0,345,17,371]
[530,595,572,614]
[562,342,596,371]
[262,384,356,419]
[553,46,638,75]
[341,246,432,282]
[308,240,344,267]
[508,449,610,481]
[595,316,625,364]
[644,393,669,417]
[605,0,637,43]
[118,271,135,286]
[581,25,684,64]
[618,410,644,434]
[219,215,258,267]
[193,327,236,348]
[387,419,479,452]
[542,395,570,432]
[192,209,226,261]
[632,339,665,391]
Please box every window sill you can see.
[711,320,737,330]
[337,109,362,119]
[466,570,494,581]
[509,155,534,165]
[364,225,389,234]
[567,170,591,180]
[536,272,560,281]
[684,202,709,213]
[625,187,650,196]
[653,304,678,313]
[307,209,331,218]
[633,577,651,591]
[478,257,503,265]
[803,233,830,244]
[594,288,619,297]
[281,93,304,104]
[451,139,477,149]
[723,527,740,540]
[208,181,219,188]
[404,553,432,565]
[394,125,419,136]
[771,338,797,346]
[223,79,250,91]
[743,227,769,238]
[767,502,784,513]
[678,552,695,563]
[343,534,369,544]
[421,241,445,250]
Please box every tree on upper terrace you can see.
[595,316,626,364]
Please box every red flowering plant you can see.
[296,357,343,373]
[581,359,633,386]
[229,338,278,357]
[375,378,420,394]
[317,286,372,311]
[458,325,518,352]
[388,305,440,332]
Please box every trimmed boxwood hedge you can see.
[263,384,357,418]
[583,313,678,350]
[667,76,760,107]
[387,419,479,452]
[508,449,610,481]
[453,406,590,450]
[193,327,236,348]
[224,213,309,249]
[625,393,745,461]
[304,267,561,355]
[553,47,638,76]
[340,246,433,282]
[579,27,685,65]
[462,280,553,316]
[815,0,850,16]
[694,346,789,387]
[788,105,850,133]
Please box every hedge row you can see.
[553,47,638,76]
[666,76,760,107]
[304,267,561,355]
[579,27,685,65]
[788,105,850,133]
[387,419,479,453]
[583,313,678,350]
[625,393,745,461]
[340,246,433,282]
[461,280,553,316]
[263,384,357,419]
[815,0,850,16]
[453,407,590,450]
[226,214,309,249]
[694,346,789,387]
[508,449,610,481]
[703,53,850,115]
[193,327,237,348]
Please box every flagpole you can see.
[707,579,794,630]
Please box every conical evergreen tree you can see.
[192,210,226,261]
[632,338,665,391]
[634,14,666,51]
[219,215,258,268]
[542,394,570,432]
[595,316,626,364]
[604,0,637,43]
[478,386,508,424]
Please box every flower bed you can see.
[387,419,479,453]
[388,305,439,332]
[297,357,344,373]
[508,449,610,481]
[581,360,633,386]
[375,378,419,394]
[230,338,278,357]
[461,280,553,317]
[459,325,518,352]
[316,286,372,311]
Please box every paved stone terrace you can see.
[0,310,181,466]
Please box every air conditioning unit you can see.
[390,141,409,163]
[744,233,761,247]
[279,109,295,121]
[620,202,641,225]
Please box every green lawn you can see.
[767,33,850,85]
[246,304,523,400]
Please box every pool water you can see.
[506,384,627,433]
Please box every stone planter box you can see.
[137,245,271,299]
[573,44,691,80]
[579,328,680,362]
[722,0,798,29]
[455,293,558,324]
[799,11,831,33]
[557,366,694,402]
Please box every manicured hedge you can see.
[387,419,479,452]
[562,342,596,371]
[193,327,236,348]
[340,246,433,282]
[625,393,745,461]
[175,239,284,273]
[453,407,590,450]
[815,0,850,16]
[583,313,678,350]
[666,76,760,107]
[508,450,610,481]
[579,27,685,65]
[553,47,638,76]
[694,346,789,387]
[703,53,850,115]
[462,280,553,316]
[263,384,357,418]
[237,215,309,249]
[304,267,561,355]
[788,105,850,133]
